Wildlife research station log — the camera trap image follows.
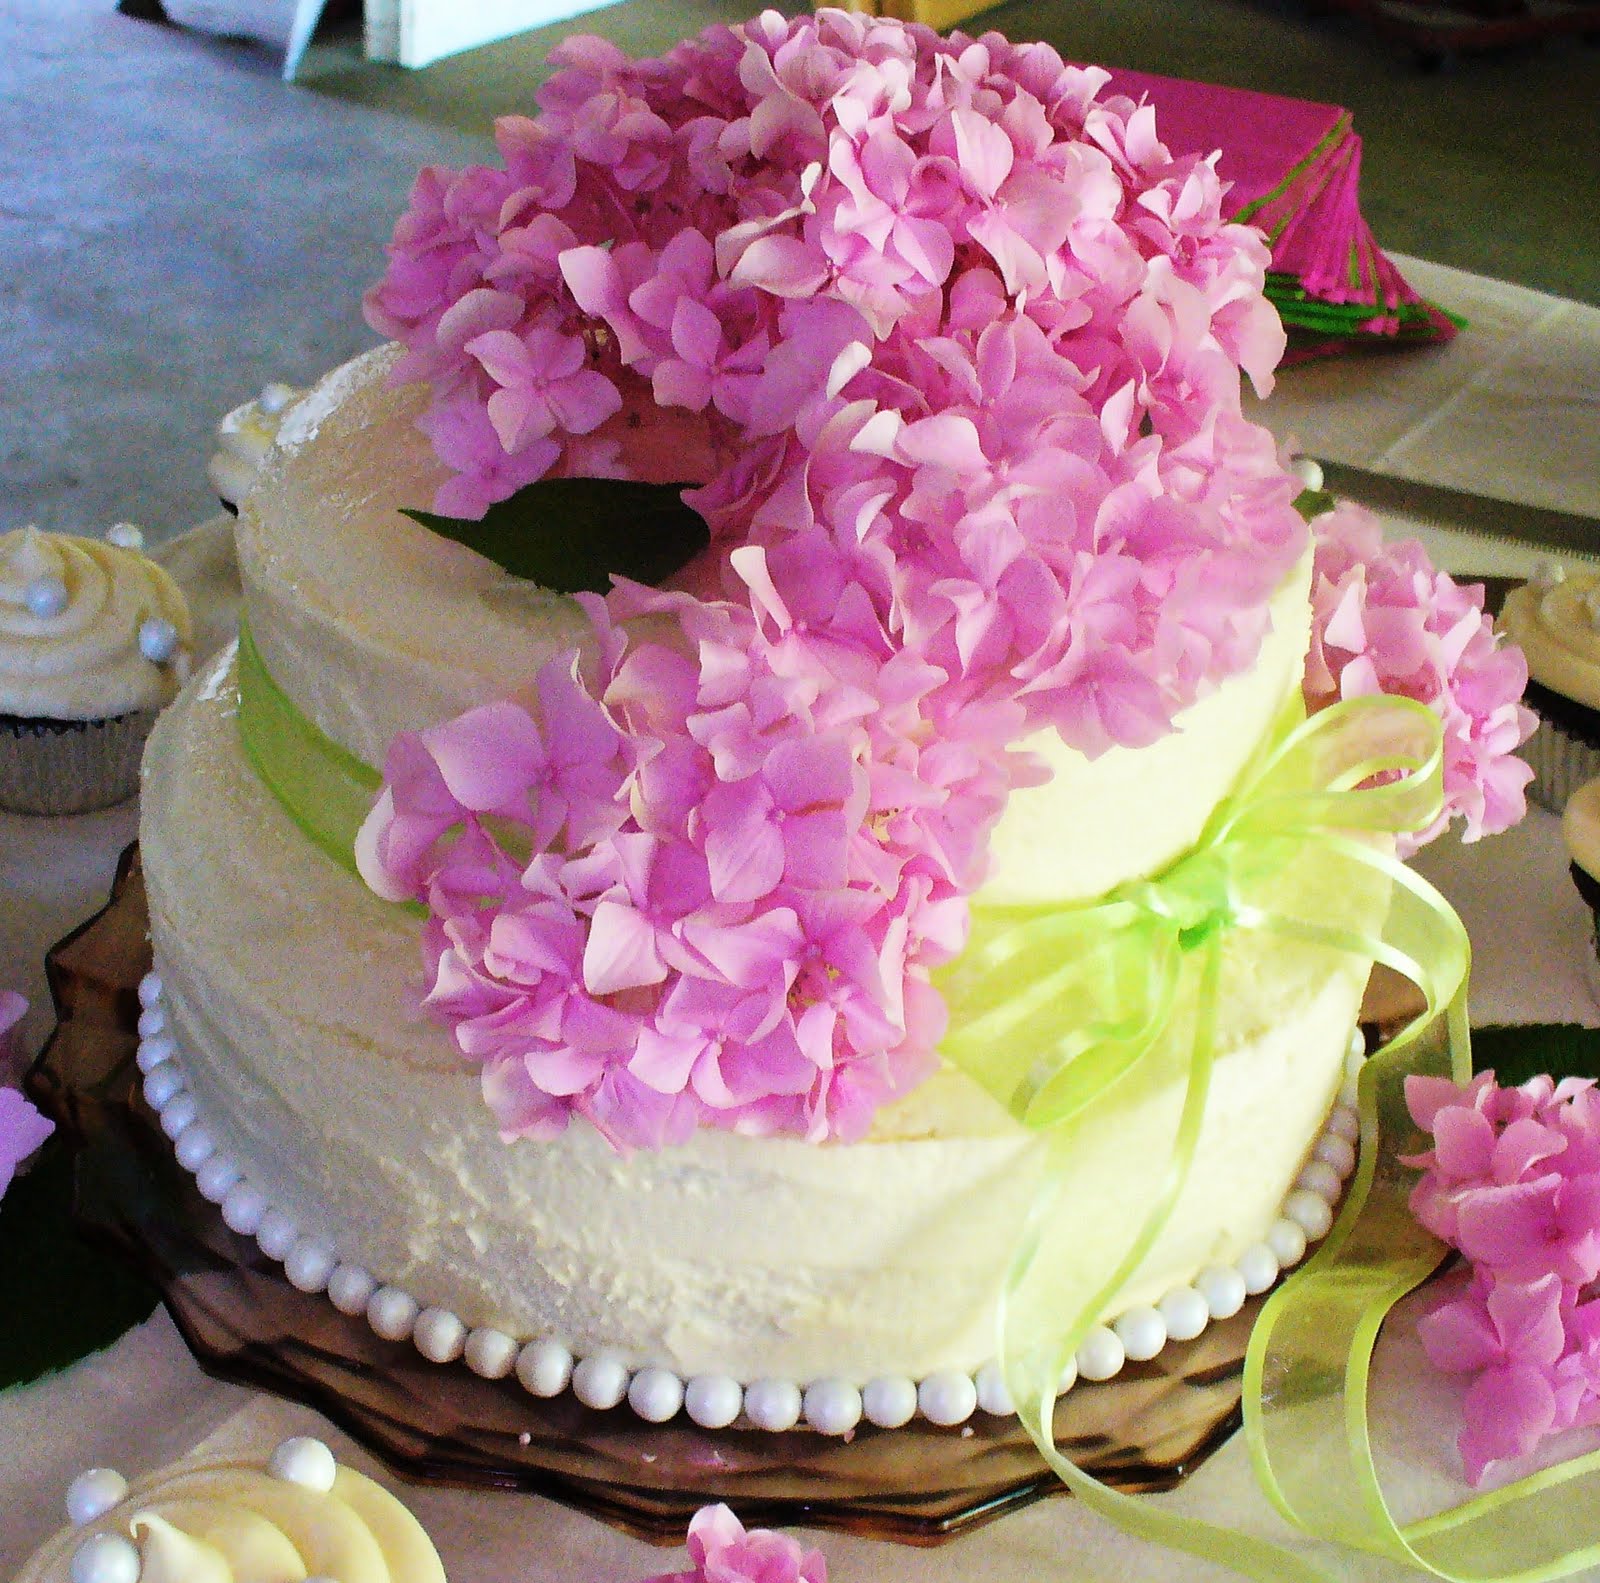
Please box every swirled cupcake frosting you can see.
[0,526,192,720]
[17,1437,446,1583]
[1501,574,1600,714]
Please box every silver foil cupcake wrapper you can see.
[0,710,157,816]
[1525,716,1600,816]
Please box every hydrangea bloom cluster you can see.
[1306,504,1534,856]
[357,11,1527,1151]
[1407,1071,1600,1485]
[0,991,52,1200]
[638,1504,827,1583]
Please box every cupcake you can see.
[1564,777,1600,1000]
[207,381,301,513]
[1500,563,1600,813]
[14,1434,446,1583]
[0,525,193,815]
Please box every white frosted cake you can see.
[138,348,1372,1426]
[130,12,1418,1436]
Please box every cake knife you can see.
[1311,458,1600,564]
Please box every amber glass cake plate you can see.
[31,845,1264,1545]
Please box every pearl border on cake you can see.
[134,968,1360,1435]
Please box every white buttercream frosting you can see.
[1502,577,1600,713]
[208,385,303,510]
[0,527,192,720]
[16,1439,445,1583]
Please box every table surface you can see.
[5,255,1600,1582]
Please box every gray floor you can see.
[3,0,1596,547]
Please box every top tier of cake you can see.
[239,348,1311,909]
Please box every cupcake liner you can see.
[0,710,157,816]
[1523,681,1600,815]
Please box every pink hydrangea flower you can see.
[1306,503,1535,853]
[638,1504,827,1583]
[1,992,52,1199]
[1408,1071,1600,1484]
[355,12,1533,1153]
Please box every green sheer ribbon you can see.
[943,694,1600,1580]
[236,621,1600,1576]
[236,618,381,877]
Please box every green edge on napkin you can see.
[0,1139,157,1392]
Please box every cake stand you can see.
[30,845,1267,1545]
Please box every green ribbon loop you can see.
[940,690,1600,1582]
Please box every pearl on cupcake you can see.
[105,523,145,550]
[24,575,68,619]
[258,382,297,415]
[70,1533,140,1583]
[138,617,181,666]
[65,1467,128,1526]
[267,1435,337,1492]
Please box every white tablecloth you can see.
[5,256,1600,1581]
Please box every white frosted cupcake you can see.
[15,1434,446,1583]
[1500,565,1600,813]
[208,382,301,513]
[0,524,193,815]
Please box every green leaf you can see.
[1293,486,1336,522]
[404,476,709,595]
[1471,1024,1600,1089]
[0,1140,157,1392]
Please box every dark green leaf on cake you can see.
[1293,487,1336,522]
[403,477,709,595]
[0,1139,157,1391]
[1471,1024,1600,1089]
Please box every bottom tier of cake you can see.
[139,645,1376,1422]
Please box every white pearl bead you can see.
[1114,1305,1168,1362]
[917,1371,977,1427]
[159,1091,198,1139]
[194,1155,241,1203]
[268,1436,337,1492]
[143,1065,183,1109]
[1285,1189,1335,1241]
[284,1239,336,1293]
[137,972,163,1008]
[516,1339,574,1398]
[1196,1265,1247,1320]
[413,1307,467,1364]
[136,1006,165,1040]
[1158,1287,1211,1343]
[1346,1024,1367,1060]
[684,1374,743,1429]
[973,1362,1013,1417]
[1237,1243,1281,1295]
[366,1287,419,1342]
[173,1121,215,1171]
[744,1378,802,1433]
[326,1264,376,1316]
[1533,558,1567,590]
[258,382,296,415]
[863,1375,918,1428]
[66,1467,128,1525]
[138,618,180,666]
[1314,1133,1357,1179]
[71,1532,140,1583]
[571,1353,629,1411]
[803,1378,862,1435]
[1328,1105,1361,1145]
[464,1328,518,1380]
[220,1182,267,1237]
[1058,1356,1078,1393]
[256,1208,299,1262]
[628,1367,684,1423]
[1076,1326,1125,1382]
[1266,1217,1309,1269]
[1289,455,1324,492]
[1296,1160,1343,1202]
[25,576,69,620]
[106,522,145,550]
[136,1036,174,1075]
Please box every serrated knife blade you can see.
[1313,459,1600,562]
